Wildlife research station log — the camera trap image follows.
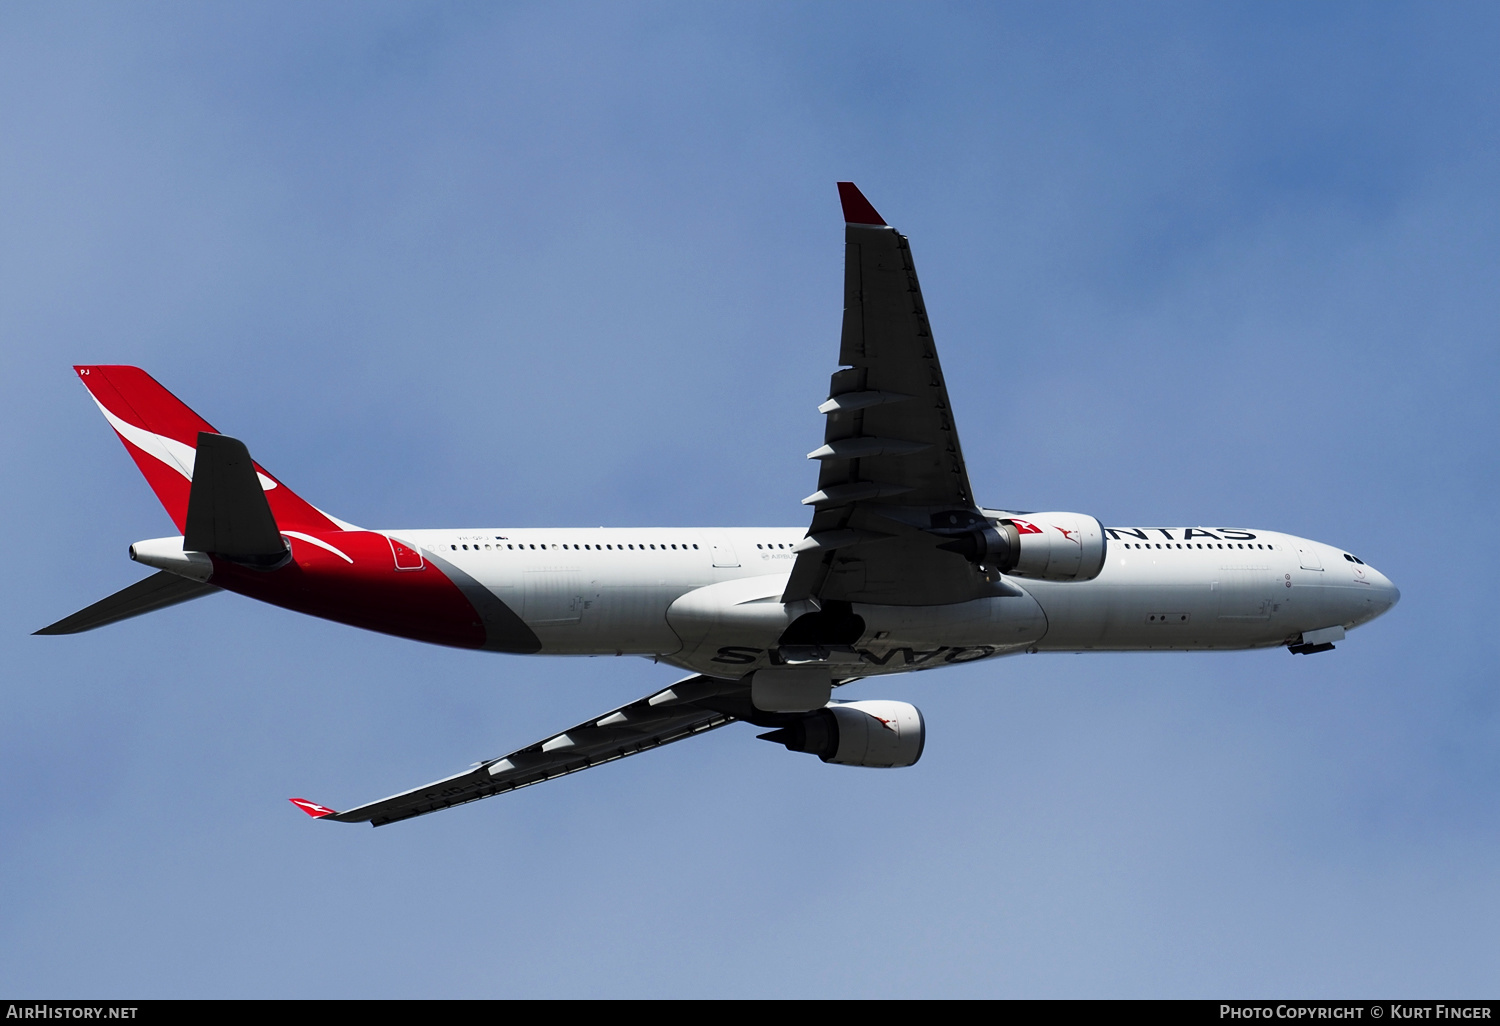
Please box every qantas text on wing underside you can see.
[39,183,1399,826]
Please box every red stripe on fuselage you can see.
[208,531,486,649]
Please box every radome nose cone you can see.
[1371,568,1400,614]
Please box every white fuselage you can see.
[397,525,1399,678]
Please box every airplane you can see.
[37,182,1400,827]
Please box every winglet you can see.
[837,182,887,226]
[289,797,337,819]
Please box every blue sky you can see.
[1,1,1496,997]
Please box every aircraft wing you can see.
[783,183,990,607]
[314,676,746,826]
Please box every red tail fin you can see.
[75,366,346,535]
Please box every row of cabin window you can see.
[451,542,701,552]
[756,543,793,550]
[1124,542,1276,551]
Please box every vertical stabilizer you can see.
[74,366,346,534]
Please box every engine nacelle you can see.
[1003,511,1106,581]
[941,511,1106,582]
[758,699,925,768]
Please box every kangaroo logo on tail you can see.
[75,366,346,535]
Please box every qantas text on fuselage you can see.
[39,183,1398,826]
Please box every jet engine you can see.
[758,699,925,768]
[937,511,1106,582]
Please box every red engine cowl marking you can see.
[210,531,486,649]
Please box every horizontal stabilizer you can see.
[183,432,286,561]
[34,571,219,635]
